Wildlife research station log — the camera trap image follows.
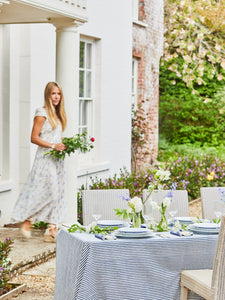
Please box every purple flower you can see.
[120,194,130,202]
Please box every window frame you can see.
[132,0,139,21]
[78,39,94,137]
[132,57,138,110]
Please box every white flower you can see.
[86,221,97,233]
[174,220,182,231]
[151,201,160,211]
[127,206,133,214]
[221,61,225,70]
[147,219,158,231]
[217,74,223,81]
[155,170,171,181]
[128,196,142,213]
[215,44,221,51]
[197,78,203,85]
[163,197,171,207]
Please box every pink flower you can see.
[91,137,95,142]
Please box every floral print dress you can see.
[11,107,66,224]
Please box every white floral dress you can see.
[11,107,67,224]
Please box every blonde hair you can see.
[44,82,67,131]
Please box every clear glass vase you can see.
[133,212,141,228]
[158,211,168,231]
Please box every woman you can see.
[12,82,67,242]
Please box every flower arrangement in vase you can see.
[114,196,143,228]
[143,169,177,232]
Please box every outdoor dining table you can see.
[54,228,217,300]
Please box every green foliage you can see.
[0,238,14,289]
[44,132,94,161]
[68,223,117,235]
[68,223,86,233]
[158,138,225,162]
[159,58,225,145]
[166,154,225,200]
[160,0,225,146]
[32,221,49,230]
[114,208,129,221]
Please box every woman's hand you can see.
[54,143,66,151]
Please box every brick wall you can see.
[132,0,164,171]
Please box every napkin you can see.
[170,230,193,237]
[95,234,117,240]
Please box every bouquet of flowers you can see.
[44,132,94,161]
[145,169,171,204]
[144,169,176,232]
[114,196,143,228]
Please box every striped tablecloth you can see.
[54,228,217,300]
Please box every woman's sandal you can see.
[44,225,57,243]
[20,220,31,239]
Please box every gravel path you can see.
[11,258,56,299]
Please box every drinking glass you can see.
[92,214,101,222]
[142,200,152,227]
[214,200,222,222]
[168,210,177,219]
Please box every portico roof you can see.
[0,0,87,24]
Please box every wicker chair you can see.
[142,189,189,222]
[180,215,225,300]
[200,187,225,220]
[81,189,130,225]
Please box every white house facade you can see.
[0,0,133,225]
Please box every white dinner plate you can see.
[174,217,196,223]
[193,223,220,229]
[115,230,154,239]
[118,227,148,234]
[188,224,220,234]
[97,220,124,227]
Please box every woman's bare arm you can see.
[31,116,66,151]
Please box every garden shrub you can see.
[159,59,225,146]
[0,238,14,294]
[77,154,225,222]
[160,0,225,146]
[166,154,225,200]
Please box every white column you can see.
[53,20,81,223]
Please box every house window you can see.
[132,0,139,21]
[132,58,138,109]
[79,40,93,135]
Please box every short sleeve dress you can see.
[11,107,67,224]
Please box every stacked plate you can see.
[97,220,129,229]
[171,217,196,226]
[188,222,220,234]
[115,227,154,239]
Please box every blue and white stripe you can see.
[54,229,217,300]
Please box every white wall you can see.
[78,0,133,185]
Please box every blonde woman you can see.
[12,82,67,242]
